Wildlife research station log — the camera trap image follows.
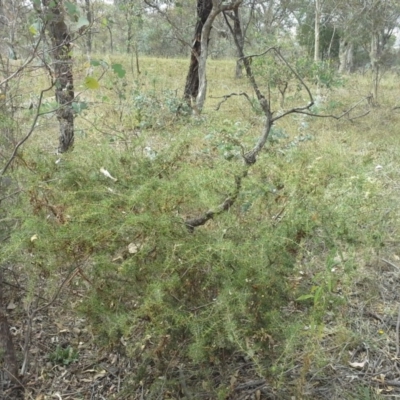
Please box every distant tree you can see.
[334,0,400,100]
[84,0,92,53]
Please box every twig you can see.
[143,0,192,50]
[0,36,43,88]
[0,189,23,203]
[396,305,400,358]
[211,92,254,111]
[20,264,81,375]
[1,83,54,177]
[235,379,267,390]
[381,258,400,271]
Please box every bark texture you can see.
[183,0,212,103]
[338,38,353,74]
[0,269,18,385]
[84,0,92,53]
[43,0,74,152]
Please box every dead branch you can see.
[0,36,43,88]
[184,31,369,231]
[1,83,54,177]
[185,168,248,231]
[211,92,253,110]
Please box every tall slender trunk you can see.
[314,0,320,62]
[183,0,212,103]
[196,7,219,112]
[84,0,92,54]
[43,0,74,152]
[127,17,133,54]
[107,24,113,53]
[370,31,380,101]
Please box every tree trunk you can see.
[314,0,320,62]
[338,38,353,74]
[0,269,18,385]
[369,31,380,102]
[127,18,133,53]
[43,0,74,152]
[183,0,212,104]
[107,25,114,53]
[84,0,92,54]
[196,7,220,112]
[232,8,244,79]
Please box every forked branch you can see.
[184,31,369,231]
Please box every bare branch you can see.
[1,83,54,177]
[211,92,253,110]
[0,36,43,88]
[143,0,192,49]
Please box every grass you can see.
[2,54,400,398]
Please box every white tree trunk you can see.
[196,9,219,113]
[369,31,380,101]
[314,0,320,62]
[195,0,243,114]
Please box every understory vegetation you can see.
[2,57,400,399]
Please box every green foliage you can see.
[49,345,79,366]
[297,16,340,60]
[252,49,342,110]
[295,58,343,88]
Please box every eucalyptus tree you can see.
[357,0,399,101]
[333,0,400,100]
[185,0,244,113]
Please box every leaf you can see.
[296,294,314,301]
[31,234,38,242]
[65,1,79,18]
[29,24,38,35]
[100,167,117,182]
[90,59,101,67]
[128,243,140,254]
[112,63,126,78]
[76,16,89,30]
[349,360,368,369]
[72,101,89,114]
[84,76,100,90]
[7,300,17,310]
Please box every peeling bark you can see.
[183,0,212,104]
